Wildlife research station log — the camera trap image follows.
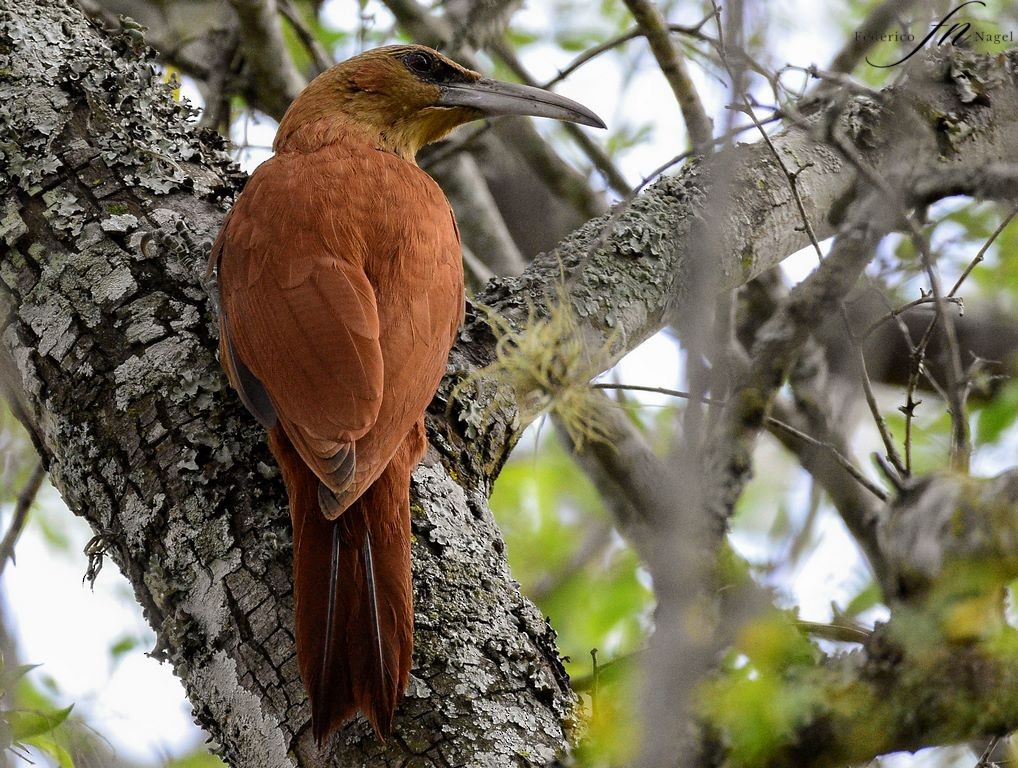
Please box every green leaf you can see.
[505,28,541,48]
[23,733,74,768]
[0,664,40,696]
[109,635,141,661]
[843,580,881,618]
[164,750,228,768]
[975,380,1018,446]
[9,704,72,741]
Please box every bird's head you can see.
[274,44,605,160]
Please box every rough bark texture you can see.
[4,1,1018,766]
[0,3,570,766]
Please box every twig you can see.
[594,383,888,503]
[729,86,823,261]
[890,208,1016,473]
[872,452,906,493]
[861,295,963,340]
[795,618,872,643]
[975,736,1001,768]
[767,418,888,502]
[487,39,632,196]
[820,121,971,470]
[856,342,908,477]
[948,207,1018,297]
[798,65,883,99]
[541,15,717,90]
[621,0,714,153]
[278,0,334,75]
[772,94,977,477]
[907,247,968,470]
[0,462,45,578]
[571,648,646,692]
[591,381,723,405]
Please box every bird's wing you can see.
[212,162,383,495]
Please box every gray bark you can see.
[0,3,569,766]
[4,1,1018,766]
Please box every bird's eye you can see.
[403,52,433,75]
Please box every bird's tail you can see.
[268,424,413,744]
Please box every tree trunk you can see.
[4,1,1018,766]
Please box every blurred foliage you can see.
[1,661,75,767]
[164,752,228,768]
[700,611,824,768]
[0,409,35,507]
[490,431,653,667]
[490,430,651,767]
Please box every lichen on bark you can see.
[0,2,575,765]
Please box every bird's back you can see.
[216,133,464,512]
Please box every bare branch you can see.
[767,415,888,503]
[0,462,45,578]
[881,203,1017,477]
[541,15,717,89]
[949,207,1018,296]
[861,295,964,340]
[621,0,714,152]
[858,337,910,477]
[826,0,922,75]
[591,381,721,404]
[487,39,632,196]
[278,0,333,76]
[227,0,306,117]
[795,618,872,643]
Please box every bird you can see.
[207,43,604,744]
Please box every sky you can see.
[1,1,1010,766]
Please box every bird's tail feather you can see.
[268,425,413,744]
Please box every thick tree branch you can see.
[0,4,571,765]
[621,0,713,152]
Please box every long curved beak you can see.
[437,79,606,129]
